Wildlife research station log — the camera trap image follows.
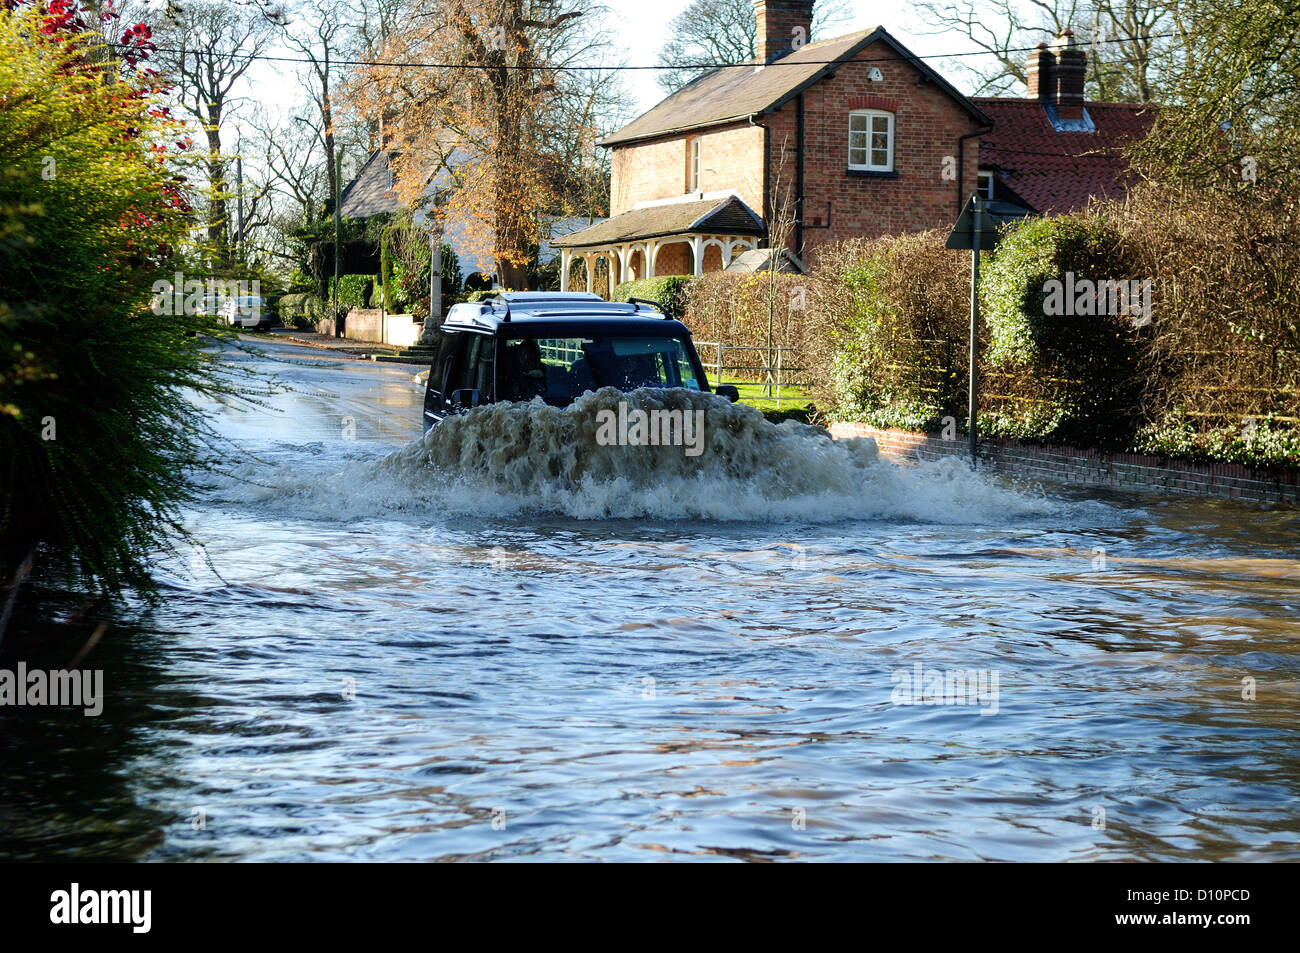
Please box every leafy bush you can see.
[329,273,375,310]
[679,271,813,348]
[379,223,459,317]
[1137,414,1300,469]
[307,295,345,325]
[1121,185,1300,445]
[465,288,525,302]
[277,293,320,330]
[0,6,232,599]
[611,276,692,317]
[678,271,817,393]
[799,184,1299,467]
[979,213,1144,448]
[807,230,970,429]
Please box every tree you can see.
[152,0,280,268]
[0,1,233,609]
[275,0,357,230]
[352,0,625,290]
[1133,0,1300,197]
[913,0,1181,102]
[655,0,854,94]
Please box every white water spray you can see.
[361,388,1048,522]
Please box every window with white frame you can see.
[978,170,994,199]
[848,110,893,172]
[688,137,701,192]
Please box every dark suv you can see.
[422,292,738,432]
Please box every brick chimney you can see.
[754,0,815,65]
[1051,29,1087,119]
[1026,42,1055,102]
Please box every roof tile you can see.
[973,98,1157,214]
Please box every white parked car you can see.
[220,295,269,330]
[196,295,225,319]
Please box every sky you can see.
[602,0,992,115]
[235,0,1006,142]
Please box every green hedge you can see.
[810,231,969,431]
[611,276,692,317]
[979,214,1145,449]
[329,274,376,310]
[801,186,1299,468]
[278,293,323,330]
[465,288,528,302]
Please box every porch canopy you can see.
[553,195,765,292]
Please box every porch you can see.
[553,195,765,295]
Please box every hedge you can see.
[0,5,225,599]
[611,276,692,317]
[807,231,970,431]
[979,213,1145,449]
[329,274,376,310]
[661,185,1300,468]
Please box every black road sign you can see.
[945,196,1031,251]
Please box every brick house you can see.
[555,1,992,290]
[555,6,1156,293]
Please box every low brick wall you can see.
[830,422,1300,505]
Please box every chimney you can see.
[1026,42,1055,102]
[1051,29,1087,119]
[754,0,815,65]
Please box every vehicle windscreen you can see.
[500,334,702,404]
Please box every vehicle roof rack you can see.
[627,297,670,319]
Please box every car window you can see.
[501,335,701,404]
[428,330,459,401]
[448,333,494,401]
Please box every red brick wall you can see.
[830,423,1300,505]
[782,42,982,262]
[607,38,985,262]
[652,241,693,276]
[610,123,766,216]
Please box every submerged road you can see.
[3,336,1298,861]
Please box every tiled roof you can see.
[602,27,990,147]
[339,150,404,219]
[552,196,765,248]
[973,98,1157,214]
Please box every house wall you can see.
[610,122,766,216]
[774,41,983,262]
[606,38,984,269]
[653,241,694,276]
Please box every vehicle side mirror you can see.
[450,388,481,411]
[716,384,740,403]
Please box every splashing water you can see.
[360,387,1049,522]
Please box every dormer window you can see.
[849,109,893,172]
[687,137,701,192]
[978,170,994,199]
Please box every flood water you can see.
[3,337,1298,862]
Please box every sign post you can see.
[945,194,1027,469]
[967,197,980,467]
